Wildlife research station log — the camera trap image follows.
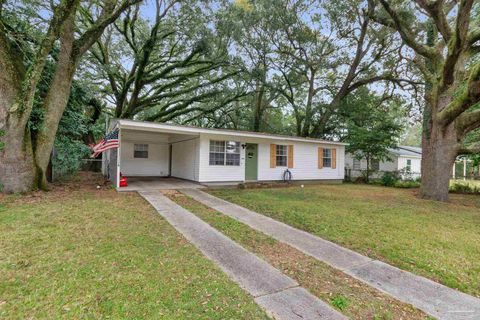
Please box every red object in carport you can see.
[119,175,128,187]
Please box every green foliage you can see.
[52,137,90,179]
[450,181,480,194]
[342,88,405,181]
[51,83,100,178]
[380,171,401,187]
[393,180,421,188]
[331,295,349,310]
[401,123,422,147]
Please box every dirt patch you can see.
[160,189,183,196]
[1,172,114,206]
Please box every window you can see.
[323,148,332,168]
[225,141,241,166]
[406,159,412,171]
[371,159,380,171]
[209,140,225,165]
[209,140,240,166]
[276,145,288,167]
[134,144,148,158]
[353,158,361,170]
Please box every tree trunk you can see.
[0,116,37,193]
[420,92,459,201]
[365,155,370,183]
[253,82,265,132]
[0,61,37,192]
[301,69,315,137]
[420,121,458,201]
[33,14,77,190]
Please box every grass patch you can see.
[169,192,429,319]
[209,184,480,298]
[0,183,267,318]
[330,295,349,310]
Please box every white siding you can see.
[120,141,169,176]
[198,133,345,182]
[380,158,398,172]
[171,138,199,181]
[198,134,246,182]
[256,141,344,181]
[345,152,421,179]
[345,153,397,173]
[398,156,421,178]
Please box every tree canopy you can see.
[1,0,479,201]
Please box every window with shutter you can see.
[276,145,288,167]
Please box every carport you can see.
[103,120,202,189]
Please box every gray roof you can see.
[116,119,347,145]
[388,146,422,157]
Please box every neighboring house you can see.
[103,119,347,188]
[345,146,422,180]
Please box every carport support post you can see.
[117,127,121,188]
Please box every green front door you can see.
[245,143,258,181]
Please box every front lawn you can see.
[169,192,429,319]
[0,178,267,319]
[210,184,480,298]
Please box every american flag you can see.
[90,129,119,158]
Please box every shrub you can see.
[369,179,384,186]
[380,171,400,187]
[393,180,420,188]
[52,136,90,180]
[449,182,480,194]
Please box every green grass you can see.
[209,184,480,298]
[170,193,429,319]
[0,189,267,319]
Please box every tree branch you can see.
[438,61,480,125]
[75,0,142,57]
[415,0,452,43]
[456,109,480,136]
[441,0,474,89]
[378,0,438,59]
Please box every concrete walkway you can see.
[181,188,480,320]
[139,191,346,320]
[118,177,205,192]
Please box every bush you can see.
[369,179,384,186]
[393,180,420,188]
[380,171,400,187]
[449,182,480,194]
[53,136,90,180]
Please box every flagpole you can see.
[117,123,121,189]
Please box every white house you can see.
[345,146,422,180]
[103,119,347,188]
